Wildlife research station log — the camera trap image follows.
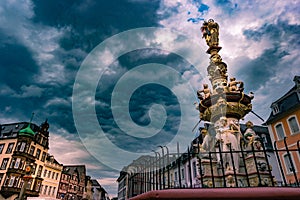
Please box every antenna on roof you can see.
[29,112,34,124]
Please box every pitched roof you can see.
[63,165,86,184]
[266,76,300,124]
[46,154,62,165]
[0,122,39,138]
[91,179,101,187]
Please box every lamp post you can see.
[164,145,170,188]
[18,164,33,200]
[158,146,166,189]
[152,150,161,190]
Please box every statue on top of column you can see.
[201,19,219,48]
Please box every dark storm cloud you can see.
[237,21,300,90]
[0,37,39,90]
[32,0,160,52]
[237,48,287,90]
[94,48,198,152]
[243,21,300,44]
[0,0,162,135]
[5,0,162,136]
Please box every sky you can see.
[0,0,300,197]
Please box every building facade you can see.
[91,179,108,200]
[0,120,49,199]
[57,165,86,200]
[40,154,63,199]
[266,76,300,184]
[116,170,127,200]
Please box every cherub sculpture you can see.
[197,84,211,100]
[243,121,260,150]
[228,77,244,92]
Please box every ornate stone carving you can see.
[228,77,244,92]
[197,84,211,100]
[201,19,220,48]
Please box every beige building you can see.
[39,155,63,199]
[0,120,50,199]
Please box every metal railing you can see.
[126,138,300,198]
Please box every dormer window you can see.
[272,104,280,115]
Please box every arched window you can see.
[287,116,300,134]
[275,123,285,140]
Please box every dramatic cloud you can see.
[158,0,300,124]
[1,0,300,197]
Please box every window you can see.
[272,104,280,115]
[275,123,285,140]
[55,173,59,180]
[261,134,268,148]
[26,179,32,189]
[36,134,41,143]
[9,158,16,168]
[1,158,9,170]
[0,173,4,185]
[42,138,48,146]
[48,170,51,178]
[43,169,47,177]
[35,181,42,192]
[288,116,300,134]
[37,165,43,177]
[193,161,197,177]
[29,146,35,155]
[32,164,37,175]
[6,143,14,154]
[174,171,178,181]
[181,168,185,179]
[0,144,4,154]
[36,149,41,160]
[13,176,20,187]
[44,185,48,195]
[41,152,46,162]
[48,186,52,195]
[8,176,15,187]
[52,187,56,196]
[283,154,296,174]
[17,142,27,152]
[14,158,21,169]
[4,175,9,186]
[52,171,55,179]
[19,159,25,169]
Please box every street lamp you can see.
[163,145,170,188]
[18,163,34,200]
[152,150,161,190]
[158,146,166,189]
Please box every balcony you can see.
[13,151,36,161]
[1,186,39,198]
[7,168,26,175]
